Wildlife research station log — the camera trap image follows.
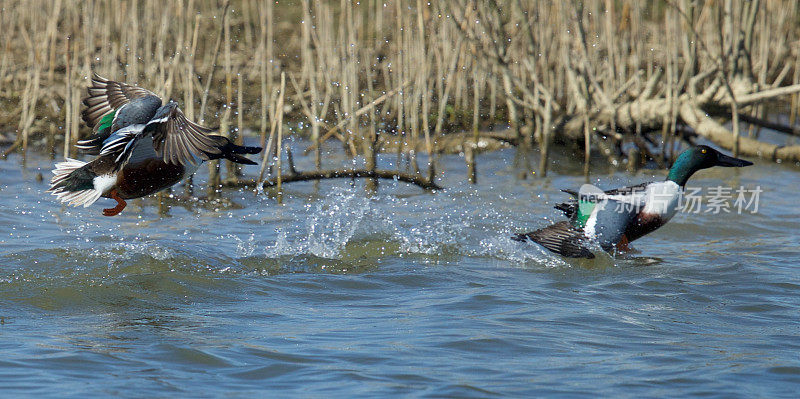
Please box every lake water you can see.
[1,141,799,397]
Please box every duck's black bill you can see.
[716,153,753,167]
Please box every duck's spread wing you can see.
[144,106,225,167]
[81,73,157,129]
[145,105,261,167]
[78,73,159,155]
[530,185,643,257]
[554,182,653,218]
[587,197,640,250]
[512,221,595,259]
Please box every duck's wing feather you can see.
[515,198,638,258]
[94,123,172,173]
[145,105,262,167]
[555,182,654,217]
[78,73,159,154]
[81,73,157,129]
[586,197,641,250]
[512,221,595,259]
[96,124,148,171]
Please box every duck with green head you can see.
[513,145,753,258]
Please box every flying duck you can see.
[48,73,261,216]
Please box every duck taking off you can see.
[513,146,753,258]
[48,73,262,216]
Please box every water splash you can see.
[230,233,257,257]
[306,187,371,258]
[263,187,372,260]
[395,216,468,255]
[264,228,294,258]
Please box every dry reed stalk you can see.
[185,13,200,121]
[416,0,435,181]
[403,10,421,175]
[661,8,675,164]
[791,49,800,128]
[154,4,171,96]
[311,2,333,134]
[363,76,378,194]
[265,0,274,107]
[0,6,13,85]
[667,8,681,162]
[433,36,463,142]
[466,66,480,184]
[538,98,553,177]
[464,143,475,184]
[258,73,286,183]
[21,60,42,156]
[164,2,184,101]
[63,35,72,160]
[45,0,62,85]
[393,0,406,169]
[337,0,358,158]
[471,65,482,142]
[718,0,740,157]
[276,72,286,203]
[203,1,231,195]
[750,3,768,139]
[235,71,244,178]
[259,87,281,176]
[258,0,270,147]
[488,73,497,123]
[222,7,235,183]
[198,0,231,124]
[182,8,200,197]
[128,0,139,80]
[241,0,254,51]
[303,0,321,169]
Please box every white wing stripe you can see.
[98,124,145,157]
[146,115,170,125]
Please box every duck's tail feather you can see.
[512,221,595,258]
[554,189,580,218]
[205,139,262,165]
[76,119,114,155]
[554,201,577,218]
[48,159,104,208]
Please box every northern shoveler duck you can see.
[48,73,262,216]
[513,145,753,258]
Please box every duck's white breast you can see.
[642,181,681,221]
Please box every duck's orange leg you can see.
[102,189,127,216]
[615,234,630,253]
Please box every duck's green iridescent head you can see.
[667,145,753,186]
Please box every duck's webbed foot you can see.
[102,189,127,216]
[614,234,631,253]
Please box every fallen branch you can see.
[725,83,800,107]
[224,169,442,191]
[733,112,800,136]
[680,103,800,163]
[1,137,22,159]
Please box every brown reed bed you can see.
[1,0,800,193]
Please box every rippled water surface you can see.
[2,143,799,397]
